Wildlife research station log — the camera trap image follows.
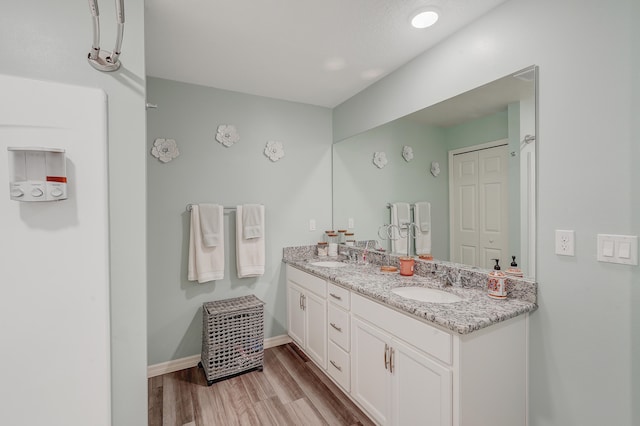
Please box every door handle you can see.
[330,322,342,332]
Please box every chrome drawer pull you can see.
[330,322,342,332]
[384,344,389,370]
[329,293,342,300]
[330,360,342,371]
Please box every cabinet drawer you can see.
[351,293,452,365]
[328,304,350,351]
[328,341,350,392]
[327,282,350,309]
[286,265,327,297]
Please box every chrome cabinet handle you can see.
[330,360,342,371]
[302,294,306,310]
[384,344,389,370]
[329,293,342,300]
[330,322,342,332]
[389,347,395,374]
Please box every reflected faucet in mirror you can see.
[378,222,420,257]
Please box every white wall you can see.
[0,2,147,425]
[335,0,639,424]
[0,77,110,426]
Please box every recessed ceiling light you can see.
[411,10,439,29]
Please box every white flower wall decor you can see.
[431,161,441,177]
[402,145,414,162]
[216,124,240,147]
[373,151,388,169]
[264,140,285,162]
[151,138,180,163]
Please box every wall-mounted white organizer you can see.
[8,147,67,201]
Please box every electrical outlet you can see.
[555,230,575,256]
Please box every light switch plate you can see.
[597,234,638,265]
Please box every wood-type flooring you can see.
[148,343,375,426]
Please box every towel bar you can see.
[186,204,237,212]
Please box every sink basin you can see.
[309,261,347,268]
[391,287,462,304]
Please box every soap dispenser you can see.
[487,259,507,299]
[505,256,524,278]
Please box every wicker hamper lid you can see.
[203,294,264,315]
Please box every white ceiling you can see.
[145,0,509,108]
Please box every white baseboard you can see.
[147,334,292,378]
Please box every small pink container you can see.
[399,257,415,276]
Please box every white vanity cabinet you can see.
[351,292,527,426]
[286,265,327,369]
[351,295,452,426]
[285,264,528,426]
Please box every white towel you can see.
[199,204,223,247]
[390,202,411,255]
[188,205,224,283]
[236,204,265,278]
[242,204,263,239]
[414,201,432,255]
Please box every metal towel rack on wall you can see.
[186,204,237,212]
[87,0,125,72]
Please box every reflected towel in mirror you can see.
[414,201,431,255]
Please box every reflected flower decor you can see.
[431,161,441,177]
[373,151,388,169]
[151,138,180,163]
[402,145,414,162]
[264,140,285,162]
[216,124,240,147]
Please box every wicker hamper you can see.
[199,295,265,385]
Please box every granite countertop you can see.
[284,255,537,335]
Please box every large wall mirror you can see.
[333,66,537,279]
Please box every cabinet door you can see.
[351,317,391,425]
[305,290,327,369]
[287,282,305,347]
[391,339,452,426]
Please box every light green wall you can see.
[146,78,332,365]
[632,0,640,419]
[333,118,448,256]
[0,1,147,425]
[443,110,508,150]
[334,0,639,425]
